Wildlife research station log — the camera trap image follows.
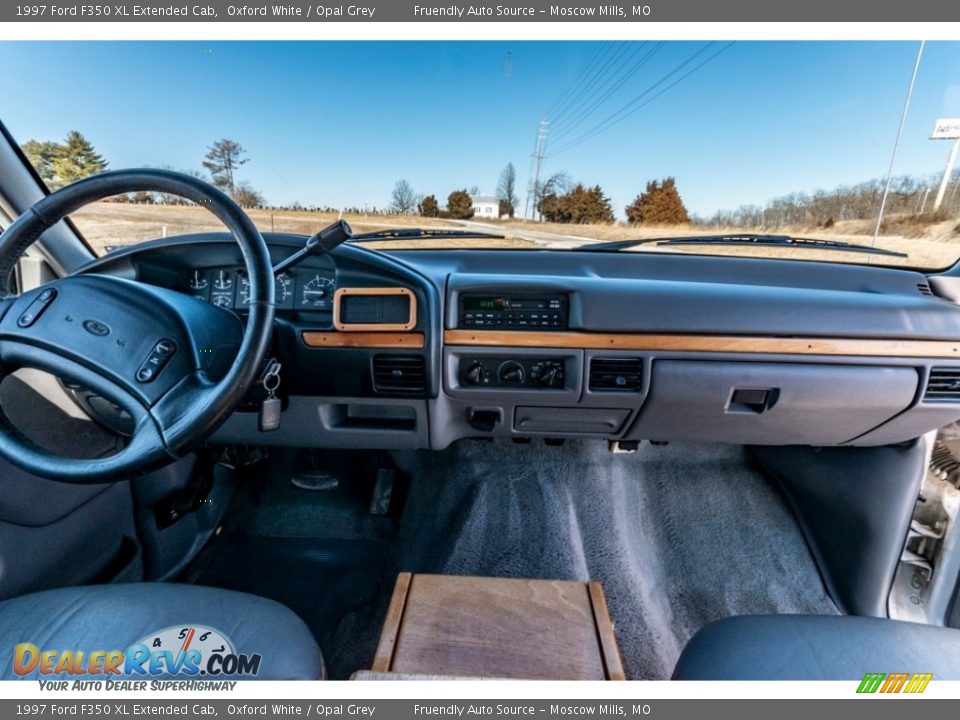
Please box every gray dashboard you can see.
[79,234,960,450]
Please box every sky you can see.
[1,40,959,219]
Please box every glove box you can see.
[625,360,919,446]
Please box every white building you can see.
[471,194,501,219]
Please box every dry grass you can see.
[68,202,455,254]
[69,202,960,269]
[486,216,960,269]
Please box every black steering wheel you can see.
[0,169,275,482]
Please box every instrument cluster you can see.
[183,266,337,311]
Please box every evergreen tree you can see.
[626,177,690,225]
[418,194,440,217]
[447,189,474,219]
[52,131,108,185]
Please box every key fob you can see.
[260,396,282,432]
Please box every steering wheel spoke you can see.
[0,169,274,481]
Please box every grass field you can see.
[68,202,960,269]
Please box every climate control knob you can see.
[465,362,487,385]
[497,360,526,384]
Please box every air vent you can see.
[925,367,960,401]
[917,282,933,296]
[589,357,643,392]
[373,354,426,393]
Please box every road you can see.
[454,219,599,249]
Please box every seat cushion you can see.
[673,614,960,680]
[0,583,324,680]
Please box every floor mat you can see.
[194,535,387,649]
[331,439,840,680]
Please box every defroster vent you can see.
[589,357,644,392]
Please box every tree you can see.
[534,171,571,220]
[203,139,248,197]
[233,182,265,208]
[626,177,689,225]
[390,179,418,215]
[447,189,474,219]
[539,183,614,224]
[51,131,108,186]
[497,163,518,218]
[22,140,61,186]
[23,132,107,189]
[418,194,440,217]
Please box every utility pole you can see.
[931,118,960,213]
[524,118,549,221]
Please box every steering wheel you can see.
[0,169,275,482]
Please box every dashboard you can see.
[76,231,960,451]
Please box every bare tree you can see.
[535,172,571,221]
[390,179,418,215]
[497,163,518,218]
[203,139,248,197]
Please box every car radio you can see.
[458,293,568,330]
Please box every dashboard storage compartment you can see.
[627,361,918,446]
[514,407,631,435]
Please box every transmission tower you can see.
[524,118,549,221]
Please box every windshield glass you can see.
[3,40,960,267]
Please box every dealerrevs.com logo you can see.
[12,625,261,679]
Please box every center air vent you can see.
[589,357,644,392]
[917,282,933,296]
[373,354,426,394]
[925,367,960,401]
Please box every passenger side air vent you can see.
[372,354,426,393]
[917,282,933,296]
[589,357,644,392]
[925,367,960,402]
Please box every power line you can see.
[550,42,665,144]
[548,43,631,125]
[550,42,650,135]
[543,44,607,119]
[550,42,735,156]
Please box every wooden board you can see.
[444,329,960,359]
[301,331,425,349]
[371,573,625,680]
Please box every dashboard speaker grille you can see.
[589,357,644,392]
[373,354,426,393]
[925,367,960,402]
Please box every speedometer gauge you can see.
[299,273,335,309]
[237,271,295,309]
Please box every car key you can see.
[259,360,282,432]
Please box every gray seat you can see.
[673,614,960,680]
[0,583,324,680]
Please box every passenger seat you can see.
[672,615,960,680]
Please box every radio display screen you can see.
[460,294,567,330]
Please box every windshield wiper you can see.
[578,233,907,258]
[348,228,505,242]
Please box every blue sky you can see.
[1,40,959,218]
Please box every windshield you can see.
[3,40,960,268]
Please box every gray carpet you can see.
[373,439,838,679]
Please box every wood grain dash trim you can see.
[302,331,425,349]
[588,581,626,681]
[372,572,412,672]
[334,287,417,332]
[444,329,960,359]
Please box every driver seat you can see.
[0,583,325,680]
